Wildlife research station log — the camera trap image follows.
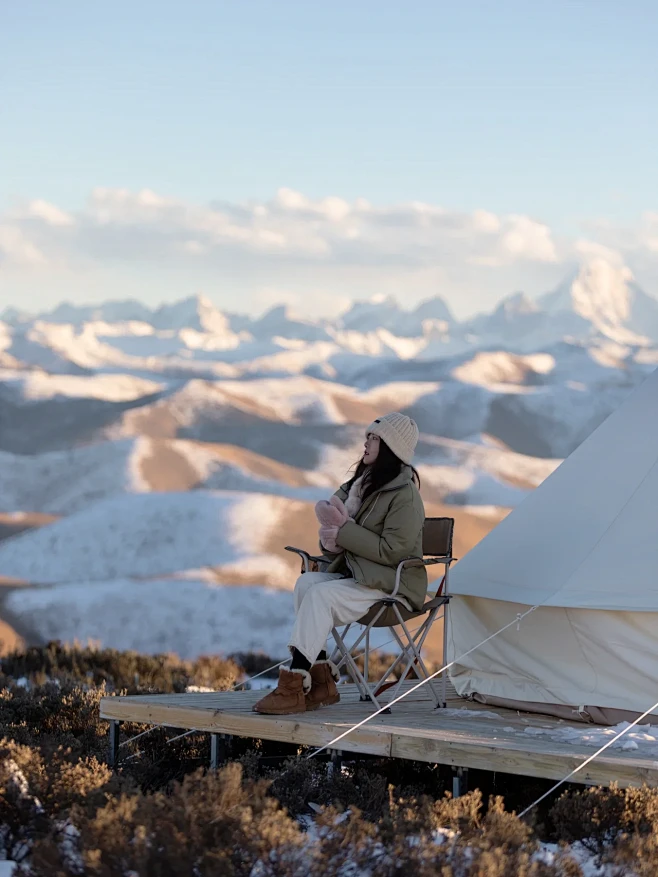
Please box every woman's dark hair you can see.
[347,438,420,503]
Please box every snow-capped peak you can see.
[151,294,231,335]
[250,305,329,342]
[412,295,455,325]
[540,256,658,341]
[541,259,633,328]
[496,292,539,318]
[340,295,402,332]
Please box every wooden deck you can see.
[100,682,658,788]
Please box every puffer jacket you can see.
[321,466,427,610]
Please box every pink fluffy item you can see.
[315,496,350,553]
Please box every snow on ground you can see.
[0,438,150,514]
[524,720,658,757]
[198,461,327,501]
[0,436,331,515]
[0,491,296,584]
[5,578,401,660]
[0,368,164,403]
[451,351,556,387]
[537,842,621,876]
[417,464,530,507]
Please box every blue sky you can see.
[1,0,657,317]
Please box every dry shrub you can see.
[550,783,658,854]
[269,756,389,819]
[306,795,576,877]
[0,737,120,866]
[25,764,583,877]
[5,644,658,875]
[0,682,107,762]
[1,641,240,694]
[551,783,658,874]
[28,763,303,877]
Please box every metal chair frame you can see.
[285,516,456,713]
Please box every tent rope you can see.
[306,604,538,760]
[519,696,658,819]
[115,619,435,756]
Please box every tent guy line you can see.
[306,603,539,761]
[519,694,658,819]
[308,368,658,775]
[449,366,658,723]
[115,621,432,758]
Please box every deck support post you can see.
[210,733,231,771]
[452,766,468,798]
[108,720,122,769]
[327,749,343,779]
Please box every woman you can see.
[254,412,426,716]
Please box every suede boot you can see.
[305,659,341,711]
[253,668,310,715]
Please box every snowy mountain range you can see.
[4,255,658,350]
[1,253,657,659]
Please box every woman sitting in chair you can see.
[254,412,427,715]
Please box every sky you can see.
[1,0,657,319]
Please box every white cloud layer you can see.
[1,188,657,317]
[4,188,559,268]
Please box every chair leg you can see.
[441,602,449,708]
[331,607,386,703]
[332,624,370,699]
[382,608,442,708]
[331,625,386,711]
[396,613,443,707]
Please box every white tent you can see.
[448,367,658,723]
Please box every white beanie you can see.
[366,412,419,465]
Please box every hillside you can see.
[0,273,655,659]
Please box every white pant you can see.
[288,571,399,665]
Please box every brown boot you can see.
[305,660,341,711]
[253,668,310,715]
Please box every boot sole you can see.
[305,694,341,711]
[252,704,307,715]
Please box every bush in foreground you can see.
[2,644,658,874]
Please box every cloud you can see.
[4,186,558,270]
[2,187,657,317]
[0,224,47,266]
[23,200,74,227]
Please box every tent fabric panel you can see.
[449,370,658,608]
[448,595,658,716]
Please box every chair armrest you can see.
[424,594,451,610]
[391,556,457,597]
[285,546,328,572]
[399,556,456,569]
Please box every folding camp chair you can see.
[285,517,455,713]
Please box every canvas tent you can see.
[447,366,658,724]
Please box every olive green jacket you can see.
[321,466,428,610]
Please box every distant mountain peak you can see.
[500,291,538,313]
[413,294,455,324]
[541,258,633,328]
[251,303,329,342]
[152,294,231,335]
[538,255,658,341]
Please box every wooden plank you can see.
[101,699,392,757]
[390,730,658,788]
[98,687,658,790]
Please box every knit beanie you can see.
[366,413,419,465]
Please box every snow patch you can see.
[0,491,295,584]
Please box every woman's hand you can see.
[315,496,350,527]
[316,496,351,553]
